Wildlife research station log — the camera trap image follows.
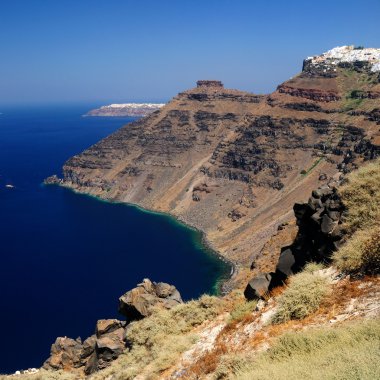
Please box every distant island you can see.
[85,103,165,117]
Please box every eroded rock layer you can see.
[61,48,380,269]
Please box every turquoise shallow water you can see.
[0,105,230,373]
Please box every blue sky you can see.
[1,0,379,105]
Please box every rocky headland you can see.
[85,103,165,117]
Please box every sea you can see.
[0,104,230,373]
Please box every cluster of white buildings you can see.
[307,45,380,72]
[104,103,166,110]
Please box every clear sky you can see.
[1,0,379,105]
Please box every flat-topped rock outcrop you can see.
[196,80,224,88]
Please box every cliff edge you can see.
[60,47,380,277]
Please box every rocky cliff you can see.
[60,47,380,278]
[43,279,182,375]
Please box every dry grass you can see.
[232,320,380,380]
[189,343,229,378]
[87,295,223,380]
[0,370,78,380]
[228,300,257,324]
[334,226,380,273]
[338,158,380,232]
[362,226,380,274]
[271,268,330,324]
[334,158,380,274]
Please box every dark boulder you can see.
[308,196,323,211]
[293,202,312,223]
[321,214,336,234]
[244,273,272,300]
[276,248,296,277]
[312,185,333,199]
[269,248,306,289]
[291,183,345,261]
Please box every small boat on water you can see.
[5,184,14,189]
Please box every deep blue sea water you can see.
[0,105,230,373]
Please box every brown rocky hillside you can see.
[59,47,380,281]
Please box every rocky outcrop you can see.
[43,321,126,374]
[43,337,83,371]
[118,278,183,320]
[82,319,128,374]
[43,319,128,375]
[277,84,341,102]
[196,80,224,88]
[367,108,380,124]
[43,175,62,185]
[177,88,263,103]
[44,279,182,374]
[245,180,346,300]
[348,90,380,99]
[244,273,272,300]
[290,181,346,258]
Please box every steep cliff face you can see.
[61,48,380,268]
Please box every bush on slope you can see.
[334,158,380,274]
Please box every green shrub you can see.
[302,262,325,273]
[214,353,253,379]
[271,270,330,324]
[228,300,257,324]
[348,89,365,99]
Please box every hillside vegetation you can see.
[231,321,380,380]
[91,159,380,379]
[333,158,380,274]
[3,154,380,380]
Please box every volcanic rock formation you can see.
[118,278,183,320]
[59,46,380,274]
[245,179,347,300]
[43,279,182,375]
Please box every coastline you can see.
[43,181,235,296]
